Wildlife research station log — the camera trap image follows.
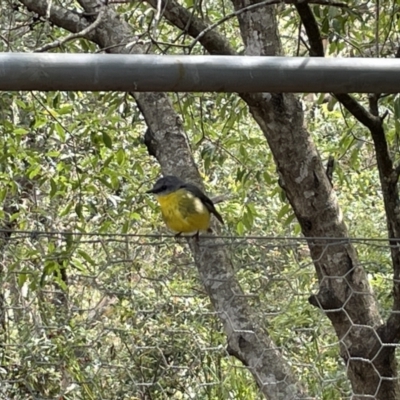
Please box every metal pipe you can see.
[0,53,398,93]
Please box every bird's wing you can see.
[183,183,224,225]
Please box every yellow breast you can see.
[155,189,211,233]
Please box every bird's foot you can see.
[191,231,200,241]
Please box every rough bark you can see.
[141,0,399,397]
[17,0,308,398]
[295,2,400,397]
[226,0,397,395]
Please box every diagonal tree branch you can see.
[145,0,348,54]
[294,2,324,56]
[34,4,106,52]
[189,0,281,51]
[294,2,382,129]
[334,93,381,132]
[145,0,236,55]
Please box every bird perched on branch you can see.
[146,175,224,239]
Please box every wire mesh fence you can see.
[0,231,396,399]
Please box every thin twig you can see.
[46,0,53,19]
[34,6,106,53]
[189,0,349,51]
[211,194,231,204]
[375,0,379,57]
[189,0,281,51]
[152,0,162,38]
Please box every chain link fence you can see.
[0,231,396,399]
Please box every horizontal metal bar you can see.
[1,53,399,93]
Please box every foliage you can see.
[0,0,398,398]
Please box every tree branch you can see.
[18,0,96,40]
[34,5,106,52]
[296,0,400,344]
[211,194,231,204]
[334,93,380,131]
[306,0,348,6]
[190,0,348,51]
[294,2,324,56]
[296,4,400,343]
[144,0,236,55]
[189,0,280,51]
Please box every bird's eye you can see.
[160,185,167,191]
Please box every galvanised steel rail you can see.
[1,53,399,93]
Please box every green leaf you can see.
[394,96,400,119]
[395,120,400,136]
[122,219,130,234]
[321,18,329,34]
[60,201,73,217]
[64,233,74,250]
[332,18,341,34]
[263,171,274,185]
[28,165,41,179]
[116,148,125,165]
[97,176,114,189]
[102,131,113,149]
[50,178,58,198]
[75,203,83,218]
[0,188,7,203]
[54,273,68,291]
[236,220,245,235]
[134,162,144,176]
[242,210,253,230]
[103,155,114,168]
[47,150,61,157]
[69,260,86,273]
[33,117,47,129]
[236,168,245,182]
[204,155,211,172]
[78,249,96,266]
[18,273,27,288]
[58,105,73,115]
[239,144,248,159]
[14,99,27,109]
[40,260,58,287]
[13,128,28,135]
[293,223,302,235]
[283,212,296,226]
[55,123,66,141]
[277,204,291,220]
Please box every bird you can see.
[146,175,224,239]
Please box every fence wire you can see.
[0,231,396,399]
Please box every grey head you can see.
[146,175,185,196]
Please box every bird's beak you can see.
[146,187,155,194]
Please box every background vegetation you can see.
[0,0,398,398]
